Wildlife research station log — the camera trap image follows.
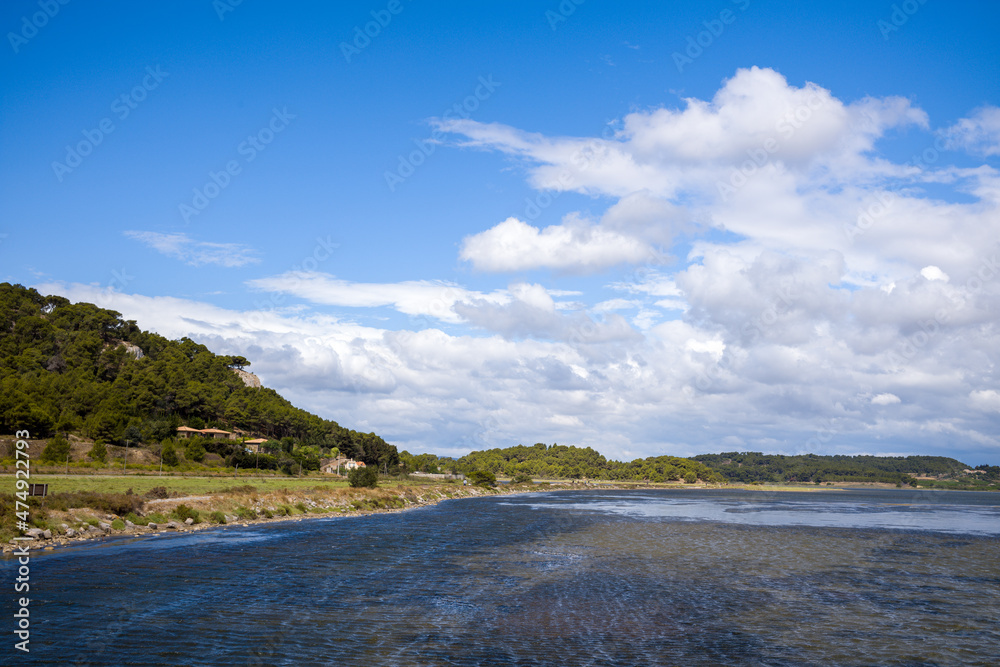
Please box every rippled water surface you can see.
[4,488,999,665]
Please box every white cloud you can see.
[247,272,508,324]
[872,393,901,406]
[969,390,1000,413]
[459,216,654,273]
[942,106,1000,156]
[920,265,949,282]
[125,231,260,267]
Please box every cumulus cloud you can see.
[36,68,1000,465]
[942,106,1000,156]
[872,393,901,406]
[459,216,654,273]
[125,231,260,267]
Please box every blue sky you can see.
[3,0,1000,464]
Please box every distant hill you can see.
[402,443,727,483]
[0,283,398,469]
[692,451,971,485]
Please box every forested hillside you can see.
[402,443,727,483]
[693,452,970,485]
[0,283,398,469]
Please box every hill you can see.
[402,443,727,483]
[692,451,996,488]
[0,283,398,471]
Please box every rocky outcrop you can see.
[118,342,144,359]
[231,368,262,388]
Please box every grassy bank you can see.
[0,474,573,551]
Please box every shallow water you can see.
[4,488,999,665]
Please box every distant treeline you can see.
[0,283,398,470]
[402,443,727,483]
[692,451,969,485]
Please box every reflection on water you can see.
[5,489,999,665]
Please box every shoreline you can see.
[3,479,968,555]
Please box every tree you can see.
[88,440,107,463]
[684,471,698,484]
[41,435,71,463]
[469,470,497,487]
[161,442,179,466]
[348,466,378,488]
[185,439,206,463]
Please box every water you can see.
[4,488,999,665]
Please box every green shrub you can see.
[209,511,227,524]
[40,435,71,463]
[161,443,178,467]
[261,508,274,518]
[173,504,200,523]
[511,473,533,484]
[111,519,125,530]
[88,441,107,463]
[469,470,497,487]
[234,506,257,520]
[684,472,698,484]
[146,486,170,499]
[348,466,379,488]
[295,502,308,514]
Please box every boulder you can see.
[42,529,52,540]
[65,529,76,538]
[24,528,44,539]
[165,521,180,530]
[147,523,158,530]
[98,522,112,532]
[125,520,135,528]
[184,518,194,526]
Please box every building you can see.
[244,438,268,453]
[320,457,365,474]
[177,426,241,440]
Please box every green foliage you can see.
[185,439,206,463]
[173,504,200,523]
[111,518,125,530]
[684,471,698,484]
[693,452,971,485]
[161,443,179,467]
[0,283,397,470]
[40,435,71,462]
[209,510,227,524]
[511,472,533,484]
[436,443,725,483]
[469,470,497,487]
[348,466,379,488]
[234,506,257,520]
[88,440,107,462]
